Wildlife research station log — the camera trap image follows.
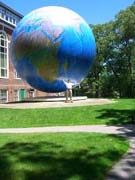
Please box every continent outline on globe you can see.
[11,6,96,93]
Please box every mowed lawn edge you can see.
[0,99,134,128]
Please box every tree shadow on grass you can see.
[97,109,135,125]
[0,137,125,180]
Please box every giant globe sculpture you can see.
[11,6,96,92]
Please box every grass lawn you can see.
[0,99,134,128]
[0,133,129,180]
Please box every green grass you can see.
[0,133,129,180]
[0,99,134,128]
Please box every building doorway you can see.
[19,89,26,100]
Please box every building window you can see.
[0,8,5,19]
[13,89,19,101]
[29,89,35,98]
[0,7,20,26]
[0,32,8,78]
[0,89,8,103]
[14,70,21,79]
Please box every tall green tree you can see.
[80,3,135,98]
[113,4,135,97]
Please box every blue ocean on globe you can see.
[11,6,96,92]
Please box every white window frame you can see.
[14,70,21,79]
[13,89,20,101]
[0,31,9,78]
[0,7,20,26]
[29,89,35,98]
[0,89,8,103]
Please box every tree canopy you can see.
[76,3,135,98]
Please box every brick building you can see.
[0,1,47,103]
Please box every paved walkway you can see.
[0,124,135,179]
[0,98,115,109]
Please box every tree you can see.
[114,4,135,97]
[81,4,135,98]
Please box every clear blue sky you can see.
[2,0,134,24]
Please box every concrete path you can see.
[0,98,115,109]
[0,124,134,180]
[0,125,133,134]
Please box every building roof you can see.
[0,1,23,18]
